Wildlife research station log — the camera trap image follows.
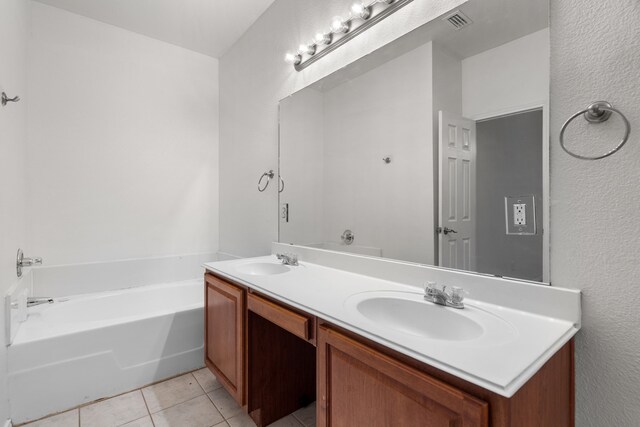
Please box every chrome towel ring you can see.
[257,170,285,193]
[258,170,275,192]
[560,101,631,160]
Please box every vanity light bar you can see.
[285,0,414,71]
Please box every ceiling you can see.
[32,0,276,58]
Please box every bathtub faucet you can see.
[27,297,54,307]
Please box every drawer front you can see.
[247,293,313,341]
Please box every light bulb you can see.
[330,16,349,34]
[351,2,371,19]
[315,32,332,46]
[284,52,302,65]
[298,43,316,56]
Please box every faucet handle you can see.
[447,286,465,304]
[288,253,298,265]
[424,281,439,296]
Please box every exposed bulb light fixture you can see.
[330,16,349,34]
[351,2,371,20]
[315,32,332,46]
[298,43,316,56]
[285,0,413,71]
[284,52,302,65]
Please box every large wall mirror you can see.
[279,0,550,283]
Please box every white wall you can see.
[322,42,434,263]
[550,1,640,425]
[462,28,550,119]
[0,0,29,422]
[219,0,465,258]
[27,2,220,266]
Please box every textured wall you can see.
[0,0,29,422]
[550,0,640,425]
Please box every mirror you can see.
[279,0,549,283]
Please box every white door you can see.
[438,111,476,271]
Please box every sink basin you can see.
[346,291,517,342]
[235,262,290,276]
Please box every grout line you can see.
[205,393,226,421]
[191,371,208,395]
[140,390,155,427]
[116,414,152,427]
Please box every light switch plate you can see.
[280,203,289,223]
[505,195,536,235]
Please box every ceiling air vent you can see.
[443,11,472,30]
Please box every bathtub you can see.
[8,279,205,424]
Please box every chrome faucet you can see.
[26,297,54,308]
[276,253,298,266]
[424,282,465,309]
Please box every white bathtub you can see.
[8,279,205,424]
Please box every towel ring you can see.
[560,101,631,160]
[258,170,274,192]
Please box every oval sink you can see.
[346,291,517,343]
[235,262,290,276]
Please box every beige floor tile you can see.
[213,423,230,427]
[80,391,148,427]
[151,395,224,427]
[292,402,316,427]
[21,410,79,427]
[192,368,223,393]
[226,413,256,427]
[207,388,243,419]
[120,416,153,427]
[142,373,204,413]
[268,415,303,427]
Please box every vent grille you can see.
[444,11,472,30]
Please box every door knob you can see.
[437,227,458,235]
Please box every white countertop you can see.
[204,247,580,398]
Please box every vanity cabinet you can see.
[317,325,489,426]
[204,272,574,427]
[316,322,573,427]
[204,273,246,405]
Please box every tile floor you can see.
[20,369,316,427]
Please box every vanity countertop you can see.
[204,251,580,398]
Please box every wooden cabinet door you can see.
[317,326,489,427]
[205,274,245,405]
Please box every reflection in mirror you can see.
[279,0,549,283]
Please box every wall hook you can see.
[1,92,20,106]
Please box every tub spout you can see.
[27,297,54,307]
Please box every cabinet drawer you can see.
[247,293,313,341]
